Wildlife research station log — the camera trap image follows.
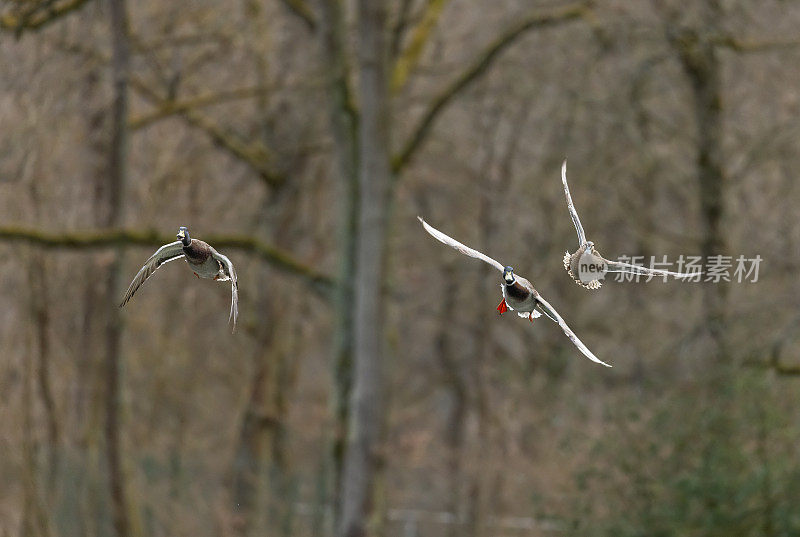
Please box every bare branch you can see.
[278,0,316,32]
[130,32,234,52]
[390,0,452,92]
[391,2,590,174]
[129,86,275,130]
[742,356,800,377]
[0,0,91,35]
[128,78,287,188]
[390,0,414,60]
[47,38,288,188]
[0,227,335,297]
[713,36,800,53]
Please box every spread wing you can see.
[210,247,238,332]
[119,241,185,308]
[534,294,612,367]
[418,217,504,273]
[604,259,702,279]
[561,160,587,247]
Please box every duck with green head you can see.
[120,226,239,331]
[418,217,610,367]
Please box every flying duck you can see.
[418,217,610,367]
[120,226,239,331]
[560,160,699,289]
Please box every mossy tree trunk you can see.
[317,0,359,527]
[338,1,392,536]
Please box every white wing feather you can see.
[561,160,587,247]
[418,215,607,367]
[535,294,612,367]
[418,217,504,273]
[210,248,239,332]
[605,260,701,279]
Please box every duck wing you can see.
[561,160,587,247]
[120,241,185,308]
[604,259,701,279]
[418,217,504,273]
[534,294,611,367]
[210,247,239,332]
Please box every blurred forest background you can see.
[2,0,800,536]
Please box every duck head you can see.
[177,226,191,246]
[503,266,515,284]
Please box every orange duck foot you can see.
[194,272,200,279]
[496,299,508,315]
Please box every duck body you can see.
[502,279,539,314]
[563,242,604,290]
[183,238,228,280]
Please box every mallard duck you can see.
[120,226,239,331]
[418,217,610,367]
[560,160,699,289]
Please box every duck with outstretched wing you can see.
[418,217,610,367]
[120,226,238,331]
[560,160,700,289]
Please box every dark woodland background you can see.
[1,1,800,536]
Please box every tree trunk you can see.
[338,1,391,536]
[318,0,359,526]
[77,58,108,537]
[231,322,278,533]
[21,302,53,537]
[229,180,303,533]
[465,104,509,537]
[105,0,132,536]
[27,180,59,499]
[231,312,295,535]
[435,262,467,537]
[670,5,728,360]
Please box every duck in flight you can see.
[120,226,238,331]
[418,217,610,367]
[560,160,700,289]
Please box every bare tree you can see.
[338,1,392,536]
[104,0,133,535]
[317,0,359,521]
[26,179,59,499]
